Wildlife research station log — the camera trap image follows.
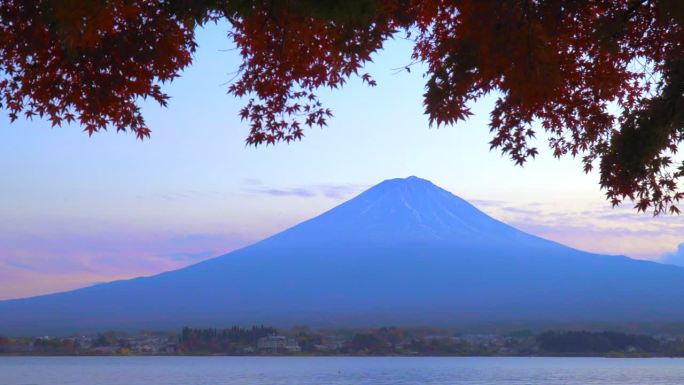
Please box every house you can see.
[284,339,301,353]
[315,336,347,352]
[257,335,301,353]
[93,346,119,354]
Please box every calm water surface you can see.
[1,356,684,385]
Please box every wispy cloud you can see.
[164,250,217,262]
[256,187,318,197]
[319,184,362,199]
[469,199,510,207]
[135,189,228,202]
[499,206,544,216]
[241,178,263,186]
[245,182,366,200]
[469,198,683,260]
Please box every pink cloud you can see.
[0,230,255,300]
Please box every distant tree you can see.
[351,332,386,354]
[0,336,12,353]
[661,337,684,356]
[178,325,277,353]
[92,333,112,347]
[1,0,683,213]
[537,330,661,353]
[32,337,65,353]
[293,330,323,353]
[375,327,404,347]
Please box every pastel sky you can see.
[1,23,682,300]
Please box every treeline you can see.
[0,335,86,354]
[0,336,17,353]
[178,325,276,353]
[537,331,684,355]
[348,327,474,355]
[177,327,684,356]
[3,327,684,356]
[0,331,172,355]
[345,327,537,355]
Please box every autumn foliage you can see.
[1,0,683,213]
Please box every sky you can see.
[1,23,683,300]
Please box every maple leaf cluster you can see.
[409,0,684,214]
[1,0,683,214]
[0,0,196,138]
[225,0,395,144]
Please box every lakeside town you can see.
[2,326,684,357]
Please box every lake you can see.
[1,356,684,385]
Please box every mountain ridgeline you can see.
[2,176,684,335]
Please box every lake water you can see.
[1,356,684,385]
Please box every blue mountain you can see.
[2,176,684,335]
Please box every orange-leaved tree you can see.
[1,0,683,213]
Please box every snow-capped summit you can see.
[270,176,525,244]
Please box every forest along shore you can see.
[2,327,684,357]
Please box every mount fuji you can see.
[2,176,684,335]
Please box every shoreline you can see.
[0,353,678,358]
